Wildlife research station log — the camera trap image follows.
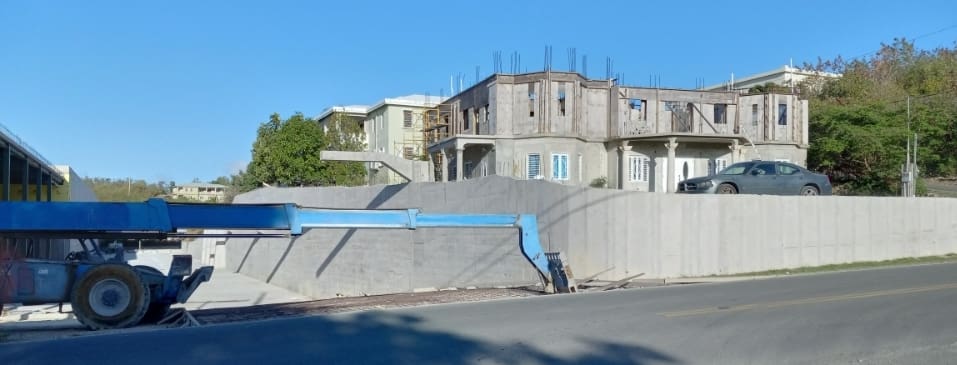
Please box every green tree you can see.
[321,112,367,186]
[803,38,957,195]
[84,177,166,202]
[242,112,367,189]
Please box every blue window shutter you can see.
[562,155,568,179]
[552,154,560,179]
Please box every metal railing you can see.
[0,121,58,168]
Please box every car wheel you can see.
[800,185,819,196]
[717,183,737,194]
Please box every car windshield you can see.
[718,162,754,175]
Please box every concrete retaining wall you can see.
[227,176,957,299]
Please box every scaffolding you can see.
[380,96,444,181]
[423,101,455,181]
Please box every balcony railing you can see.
[0,122,57,168]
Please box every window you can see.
[403,110,413,128]
[485,104,490,124]
[464,161,473,179]
[753,163,776,175]
[714,104,727,124]
[578,154,583,182]
[709,159,728,175]
[403,147,415,159]
[558,91,566,116]
[778,164,800,175]
[528,83,537,117]
[551,153,569,181]
[463,109,471,130]
[526,153,541,179]
[629,99,647,120]
[628,155,650,182]
[778,103,787,125]
[751,104,759,126]
[558,82,566,116]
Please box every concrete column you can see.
[35,168,42,201]
[440,149,448,182]
[456,147,464,181]
[618,141,629,189]
[21,158,28,201]
[1,145,9,201]
[665,137,678,193]
[729,140,740,163]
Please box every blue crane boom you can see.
[0,199,568,330]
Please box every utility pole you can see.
[901,96,918,197]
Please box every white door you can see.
[676,158,695,183]
[659,158,696,192]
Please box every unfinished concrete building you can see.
[426,71,809,192]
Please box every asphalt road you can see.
[5,263,957,364]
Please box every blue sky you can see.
[1,0,955,184]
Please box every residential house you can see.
[426,71,810,192]
[703,65,841,93]
[171,183,227,202]
[317,94,445,185]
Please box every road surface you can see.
[4,263,957,364]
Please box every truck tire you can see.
[132,265,173,324]
[71,264,151,330]
[141,303,172,324]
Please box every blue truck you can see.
[0,199,572,330]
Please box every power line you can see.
[847,23,957,61]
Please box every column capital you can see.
[664,137,679,150]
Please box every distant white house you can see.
[704,65,841,93]
[171,183,227,202]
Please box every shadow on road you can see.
[0,310,682,365]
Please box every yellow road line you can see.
[659,282,957,318]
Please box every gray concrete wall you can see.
[226,180,545,299]
[226,176,957,299]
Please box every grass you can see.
[718,253,957,277]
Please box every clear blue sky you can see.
[1,0,955,184]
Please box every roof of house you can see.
[316,105,370,120]
[703,65,842,91]
[316,94,447,120]
[175,183,227,189]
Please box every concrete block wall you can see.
[227,176,957,299]
[227,180,543,299]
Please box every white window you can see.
[403,110,413,128]
[628,155,651,182]
[778,103,788,125]
[526,153,542,179]
[551,153,569,181]
[709,159,728,175]
[578,154,583,182]
[751,104,759,126]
